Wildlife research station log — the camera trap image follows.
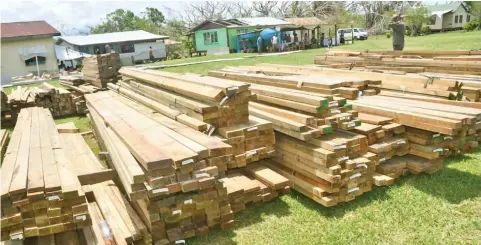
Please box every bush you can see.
[464,20,480,31]
[386,31,392,38]
[420,26,431,35]
[405,26,412,36]
[167,51,181,60]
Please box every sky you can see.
[0,0,184,34]
[1,0,449,35]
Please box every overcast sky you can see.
[1,0,447,35]
[0,0,183,34]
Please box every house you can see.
[57,30,169,65]
[427,3,471,31]
[189,17,291,54]
[283,17,327,44]
[1,21,61,83]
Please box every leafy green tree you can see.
[142,7,165,34]
[464,1,481,30]
[404,6,430,36]
[89,9,145,34]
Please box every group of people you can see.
[241,31,319,54]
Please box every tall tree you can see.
[142,7,165,34]
[464,1,481,29]
[404,5,430,36]
[89,9,145,34]
[252,1,278,17]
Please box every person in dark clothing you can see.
[241,38,248,53]
[340,30,345,45]
[148,46,155,62]
[95,49,101,55]
[256,34,263,54]
[389,13,405,51]
[58,61,66,71]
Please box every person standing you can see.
[256,34,263,54]
[271,34,278,52]
[340,30,345,45]
[389,13,405,51]
[148,46,155,62]
[105,44,111,53]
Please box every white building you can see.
[427,3,472,31]
[57,30,169,65]
[1,21,61,84]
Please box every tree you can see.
[160,20,189,40]
[228,2,254,18]
[89,9,145,34]
[404,5,430,36]
[464,1,481,30]
[252,1,278,17]
[142,7,165,34]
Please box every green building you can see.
[189,17,291,54]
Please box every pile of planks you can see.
[115,68,275,168]
[59,75,84,87]
[5,84,79,121]
[82,53,121,88]
[1,107,91,241]
[350,95,481,182]
[317,50,481,75]
[236,63,481,102]
[208,67,381,99]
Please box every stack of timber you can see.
[86,88,287,244]
[208,67,381,99]
[1,107,91,242]
[82,53,121,88]
[328,50,481,59]
[317,50,481,75]
[232,63,481,101]
[59,75,84,87]
[1,90,13,124]
[5,84,78,122]
[116,68,275,168]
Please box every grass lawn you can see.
[157,30,481,75]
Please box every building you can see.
[427,3,471,31]
[283,17,326,44]
[1,21,61,83]
[57,30,169,65]
[189,17,291,54]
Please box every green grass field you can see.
[1,30,480,244]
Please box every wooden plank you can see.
[119,67,225,103]
[9,108,32,196]
[27,108,44,194]
[250,102,316,125]
[249,107,307,132]
[245,162,289,189]
[40,108,62,194]
[256,94,322,114]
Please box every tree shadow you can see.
[187,196,291,245]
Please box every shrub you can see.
[464,20,480,31]
[420,26,431,35]
[405,26,412,36]
[386,30,392,38]
[167,51,181,60]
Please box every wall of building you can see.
[194,28,228,52]
[426,15,443,30]
[443,13,454,30]
[1,37,57,84]
[451,6,468,29]
[227,27,258,52]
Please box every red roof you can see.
[1,21,61,39]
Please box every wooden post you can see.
[351,23,354,44]
[334,24,338,46]
[35,56,40,77]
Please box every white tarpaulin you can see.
[55,45,91,61]
[18,45,47,60]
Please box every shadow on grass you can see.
[406,149,481,204]
[188,197,291,245]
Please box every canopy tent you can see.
[260,28,277,40]
[55,45,92,61]
[236,31,260,53]
[18,45,47,60]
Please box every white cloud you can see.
[0,0,183,35]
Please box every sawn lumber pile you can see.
[116,68,275,168]
[208,67,381,99]
[317,50,481,75]
[82,53,120,88]
[85,89,288,244]
[234,63,481,102]
[1,108,91,241]
[0,129,9,162]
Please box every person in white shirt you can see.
[271,35,278,52]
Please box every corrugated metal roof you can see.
[59,30,169,46]
[1,21,60,39]
[283,17,326,26]
[236,17,291,27]
[428,3,461,13]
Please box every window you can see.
[121,44,135,53]
[353,29,359,33]
[459,15,463,23]
[203,31,218,45]
[455,15,458,23]
[467,15,471,22]
[79,46,89,54]
[25,56,46,66]
[236,29,248,35]
[428,16,436,25]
